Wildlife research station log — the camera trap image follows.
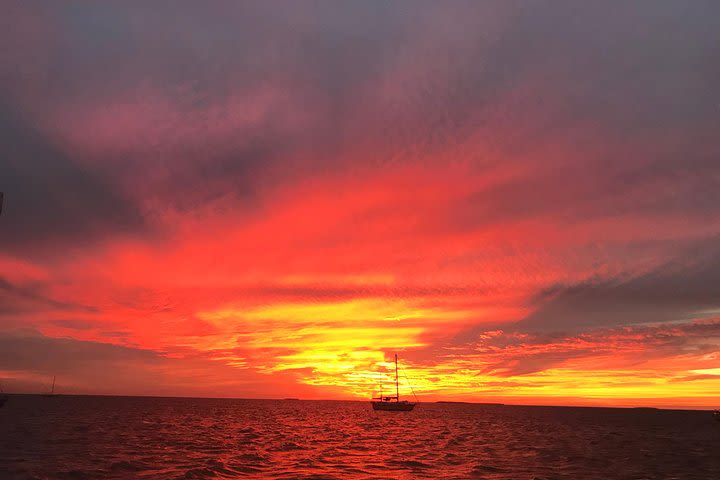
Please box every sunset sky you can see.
[1,1,719,407]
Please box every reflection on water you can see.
[1,396,718,479]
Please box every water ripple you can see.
[0,397,719,479]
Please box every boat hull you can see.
[372,401,416,411]
[713,410,720,422]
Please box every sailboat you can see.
[713,409,720,422]
[41,376,60,397]
[371,354,416,411]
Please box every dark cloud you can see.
[517,247,720,334]
[0,102,147,256]
[0,329,161,377]
[0,329,183,395]
[446,240,720,357]
[471,320,720,377]
[0,276,96,315]
[486,350,592,377]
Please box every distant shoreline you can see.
[0,393,715,411]
[436,401,504,405]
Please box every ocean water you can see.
[0,396,718,479]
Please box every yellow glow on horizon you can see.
[185,301,720,407]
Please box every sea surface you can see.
[1,396,718,479]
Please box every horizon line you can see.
[2,392,716,412]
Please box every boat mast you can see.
[395,353,399,402]
[51,376,55,394]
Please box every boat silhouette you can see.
[41,376,60,397]
[371,353,416,411]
